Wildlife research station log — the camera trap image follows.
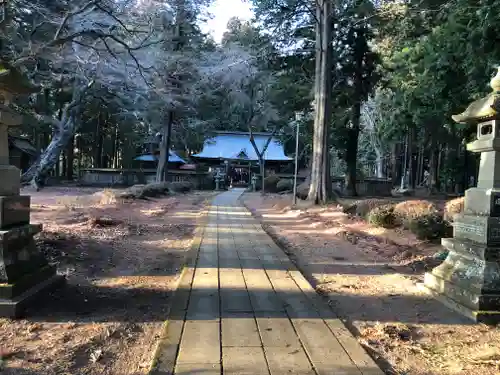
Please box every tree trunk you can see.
[66,135,75,180]
[156,111,174,182]
[22,115,77,188]
[95,112,103,168]
[259,159,265,192]
[21,84,89,189]
[249,132,273,194]
[307,0,332,204]
[428,137,440,193]
[61,148,67,178]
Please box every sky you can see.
[201,0,254,43]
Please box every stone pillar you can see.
[0,107,64,318]
[423,68,500,323]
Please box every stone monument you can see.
[423,67,500,323]
[0,64,64,318]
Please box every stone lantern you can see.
[214,170,223,191]
[0,63,64,317]
[423,67,500,323]
[251,174,258,192]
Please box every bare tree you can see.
[1,0,160,187]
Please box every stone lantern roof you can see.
[0,61,39,101]
[452,67,500,125]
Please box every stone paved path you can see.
[153,189,384,375]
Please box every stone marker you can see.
[0,64,64,318]
[423,67,500,323]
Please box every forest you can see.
[3,0,498,199]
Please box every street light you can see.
[293,112,302,205]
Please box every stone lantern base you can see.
[423,119,500,324]
[0,171,65,318]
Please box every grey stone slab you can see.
[0,165,20,196]
[177,321,220,364]
[249,291,284,312]
[219,269,246,289]
[186,291,219,320]
[270,277,311,312]
[222,313,261,347]
[0,195,30,230]
[222,347,269,375]
[256,312,301,348]
[241,269,272,288]
[324,318,384,375]
[264,347,315,375]
[221,290,253,313]
[192,268,219,290]
[293,320,357,371]
[314,362,363,375]
[174,363,221,375]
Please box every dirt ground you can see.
[243,193,500,375]
[1,187,214,375]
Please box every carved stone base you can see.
[0,165,20,196]
[0,273,65,318]
[423,236,500,324]
[0,223,65,317]
[0,195,30,229]
[420,281,500,324]
[0,224,46,284]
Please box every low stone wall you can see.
[79,168,211,189]
[332,177,393,196]
[265,174,392,196]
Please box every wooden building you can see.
[191,131,292,186]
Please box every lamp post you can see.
[293,112,302,205]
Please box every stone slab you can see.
[264,347,315,375]
[424,271,500,313]
[0,195,30,229]
[249,291,285,312]
[177,321,220,364]
[221,290,253,313]
[0,264,57,299]
[0,223,46,283]
[191,267,219,290]
[222,347,269,375]
[453,214,500,246]
[222,313,261,347]
[323,318,385,375]
[442,237,500,261]
[256,312,301,348]
[0,273,65,318]
[0,165,20,196]
[185,291,219,320]
[270,277,311,312]
[420,283,500,324]
[465,188,500,217]
[174,363,221,375]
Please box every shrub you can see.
[444,196,464,222]
[276,179,293,192]
[263,175,281,193]
[408,213,452,241]
[169,181,194,193]
[393,200,438,228]
[343,199,388,218]
[367,204,397,228]
[119,182,170,199]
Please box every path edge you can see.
[239,193,392,375]
[147,196,211,375]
